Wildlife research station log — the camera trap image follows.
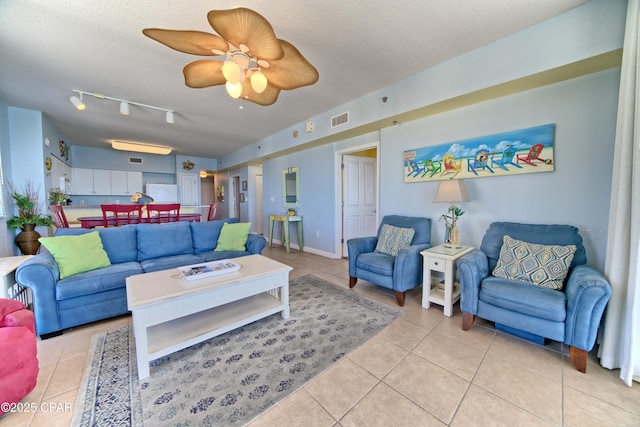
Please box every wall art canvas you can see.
[403,123,555,182]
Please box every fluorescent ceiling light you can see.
[111,141,172,155]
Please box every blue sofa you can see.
[457,222,611,372]
[16,219,266,338]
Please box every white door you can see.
[256,174,264,234]
[343,155,377,255]
[180,173,198,205]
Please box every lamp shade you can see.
[434,179,470,203]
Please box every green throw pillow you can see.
[492,235,576,290]
[215,222,252,252]
[374,224,415,256]
[39,231,111,279]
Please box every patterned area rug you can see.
[72,275,403,426]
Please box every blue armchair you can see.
[347,215,432,306]
[458,222,611,372]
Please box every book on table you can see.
[178,259,241,281]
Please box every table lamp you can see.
[433,179,470,248]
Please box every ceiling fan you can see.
[143,7,319,106]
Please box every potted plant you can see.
[48,187,69,205]
[7,180,55,255]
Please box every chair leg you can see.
[569,346,588,373]
[462,312,475,330]
[395,291,406,307]
[349,276,358,288]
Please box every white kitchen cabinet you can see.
[72,168,112,195]
[110,170,142,195]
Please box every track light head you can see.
[165,111,174,124]
[120,101,130,116]
[69,95,86,111]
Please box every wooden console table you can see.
[268,214,304,253]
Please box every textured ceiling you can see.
[0,0,590,159]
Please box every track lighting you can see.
[70,90,174,124]
[69,95,86,111]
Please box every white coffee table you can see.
[126,254,292,380]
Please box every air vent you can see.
[129,157,143,164]
[331,111,349,128]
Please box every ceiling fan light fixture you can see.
[221,59,241,84]
[112,140,172,155]
[250,69,267,93]
[70,95,86,111]
[120,101,130,116]
[225,81,243,98]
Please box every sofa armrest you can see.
[15,253,61,336]
[564,264,612,351]
[347,236,378,276]
[393,243,432,292]
[457,250,489,315]
[246,234,266,254]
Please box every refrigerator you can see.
[146,184,178,203]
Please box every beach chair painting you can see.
[403,123,555,182]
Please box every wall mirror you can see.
[282,167,300,208]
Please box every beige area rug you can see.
[72,275,403,426]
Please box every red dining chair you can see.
[49,204,69,228]
[101,204,143,227]
[146,203,180,223]
[207,202,218,221]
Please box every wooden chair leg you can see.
[349,276,357,288]
[395,291,406,307]
[462,312,475,330]
[570,346,587,373]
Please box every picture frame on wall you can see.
[242,181,248,191]
[239,193,245,202]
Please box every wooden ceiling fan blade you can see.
[207,8,283,60]
[240,80,280,106]
[143,29,228,56]
[183,60,226,88]
[263,40,319,90]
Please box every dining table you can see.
[77,212,201,229]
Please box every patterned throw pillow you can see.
[374,224,415,256]
[492,235,576,290]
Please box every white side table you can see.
[0,255,33,307]
[421,245,474,317]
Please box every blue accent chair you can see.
[347,215,432,306]
[458,222,611,372]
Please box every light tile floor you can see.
[2,245,639,426]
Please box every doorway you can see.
[232,175,241,220]
[336,143,379,258]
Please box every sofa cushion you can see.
[140,254,205,273]
[492,235,576,290]
[39,232,111,279]
[479,276,566,322]
[356,252,395,276]
[56,262,143,300]
[198,250,252,262]
[191,218,238,253]
[137,222,194,261]
[54,225,139,264]
[215,222,252,252]
[374,224,415,256]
